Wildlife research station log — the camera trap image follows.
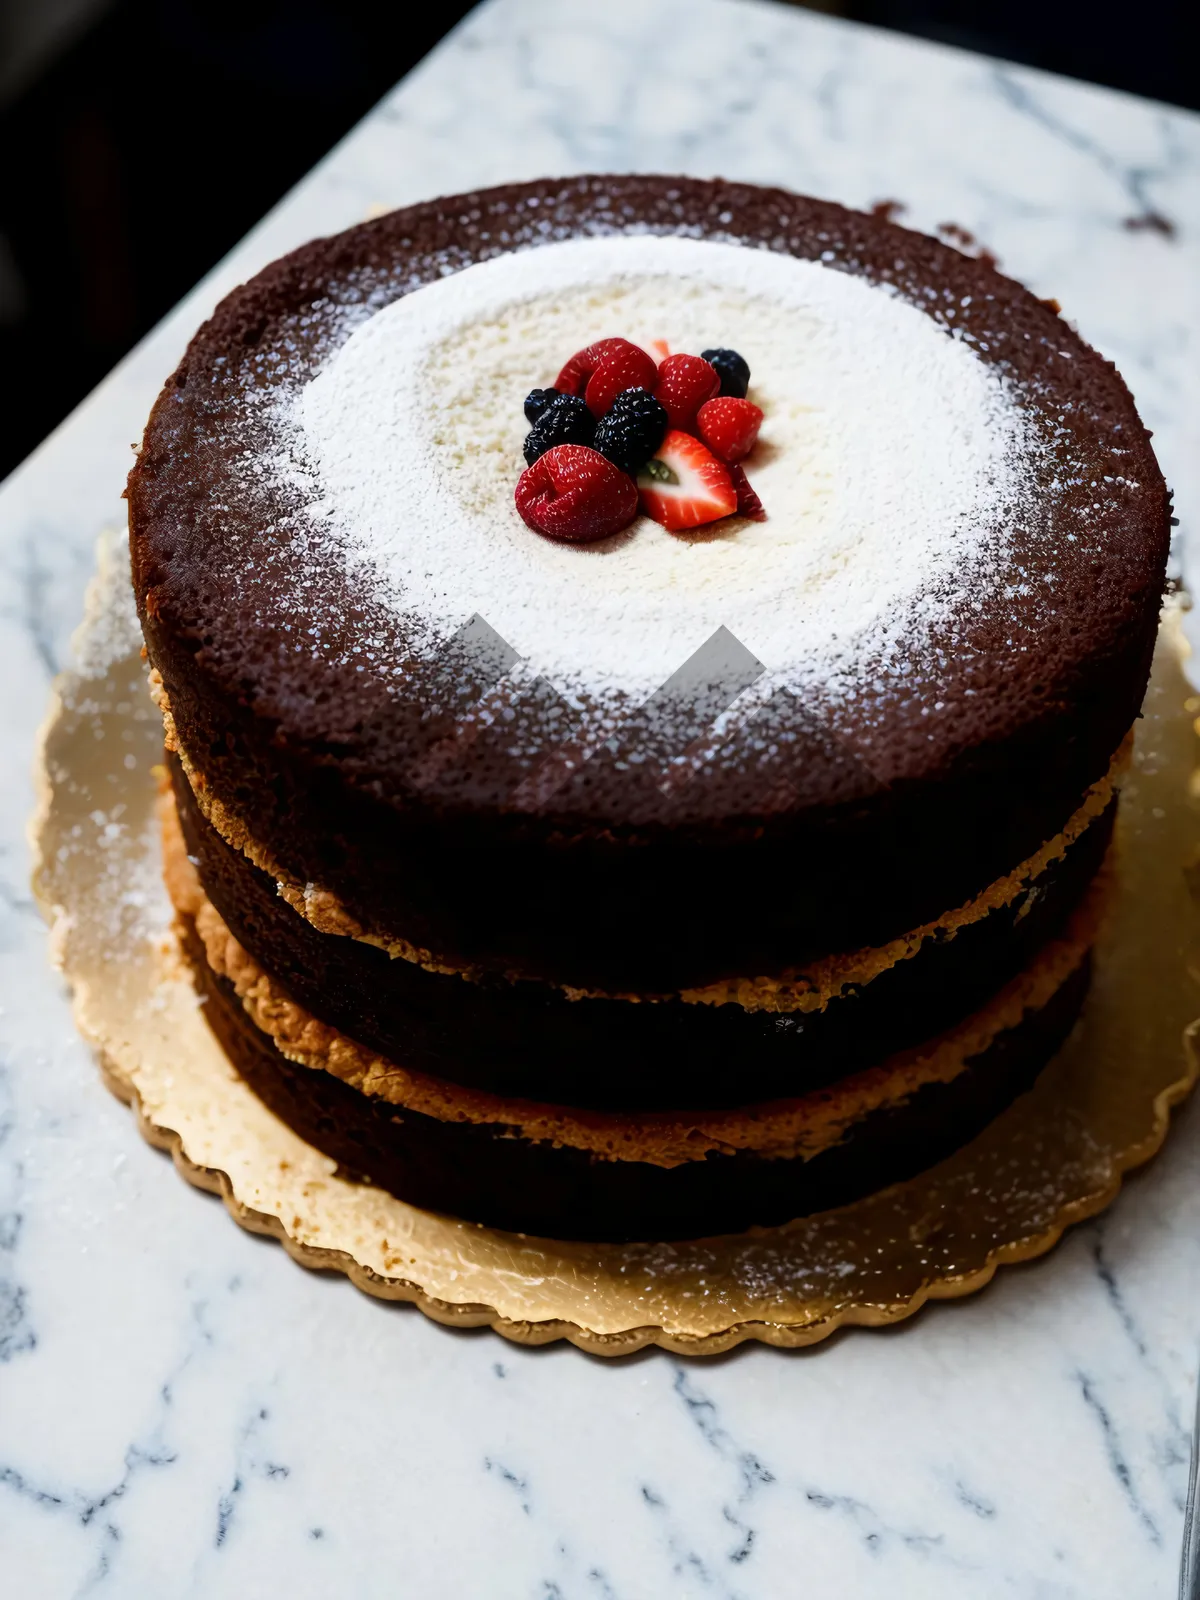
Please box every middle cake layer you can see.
[171,753,1116,1113]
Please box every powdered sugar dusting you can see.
[288,235,1036,704]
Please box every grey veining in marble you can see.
[2,0,1200,1594]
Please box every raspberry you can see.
[584,342,659,419]
[653,353,721,431]
[729,463,767,521]
[554,338,640,397]
[700,347,751,399]
[593,388,668,476]
[515,444,639,543]
[522,393,596,466]
[696,396,763,463]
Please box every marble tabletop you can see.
[3,0,1200,1593]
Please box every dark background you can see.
[0,0,1188,481]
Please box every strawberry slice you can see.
[584,342,658,418]
[653,353,721,431]
[637,431,737,532]
[555,338,640,397]
[729,462,767,521]
[696,396,764,463]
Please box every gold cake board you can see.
[30,535,1200,1355]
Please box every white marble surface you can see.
[2,0,1200,1593]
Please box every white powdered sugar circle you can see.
[290,235,1035,703]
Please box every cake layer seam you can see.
[163,791,1109,1168]
[155,662,1128,1014]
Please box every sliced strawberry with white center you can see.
[636,430,737,532]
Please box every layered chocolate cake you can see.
[128,174,1169,1240]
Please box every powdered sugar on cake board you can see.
[287,235,1038,705]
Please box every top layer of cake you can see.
[128,175,1169,988]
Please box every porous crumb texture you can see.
[165,801,1107,1167]
[170,756,1117,1113]
[182,892,1096,1241]
[165,705,1128,1003]
[128,174,1170,991]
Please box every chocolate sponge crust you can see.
[185,914,1092,1242]
[129,174,1169,992]
[174,753,1114,1112]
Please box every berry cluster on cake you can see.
[129,175,1169,1241]
[515,335,765,542]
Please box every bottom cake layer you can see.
[173,870,1097,1239]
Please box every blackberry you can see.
[701,347,751,399]
[524,387,558,424]
[593,388,668,477]
[523,393,596,465]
